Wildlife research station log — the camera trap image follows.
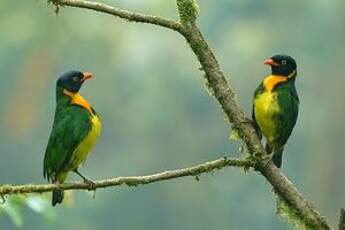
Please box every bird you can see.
[252,54,299,168]
[44,70,101,206]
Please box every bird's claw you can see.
[73,169,96,190]
[84,178,96,190]
[241,117,256,126]
[232,117,255,130]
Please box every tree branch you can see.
[49,0,183,32]
[339,209,345,230]
[176,9,330,230]
[39,0,332,228]
[0,157,253,196]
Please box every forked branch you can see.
[14,0,333,228]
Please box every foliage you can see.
[0,195,56,228]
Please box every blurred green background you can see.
[0,0,344,229]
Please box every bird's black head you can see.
[264,54,297,76]
[56,70,93,93]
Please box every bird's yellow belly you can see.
[69,114,101,170]
[254,91,280,143]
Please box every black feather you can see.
[272,146,284,168]
[52,189,64,206]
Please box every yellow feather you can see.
[68,114,102,170]
[254,90,280,143]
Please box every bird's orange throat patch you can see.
[263,70,297,92]
[63,89,93,115]
[263,75,288,92]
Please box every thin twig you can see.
[50,0,183,32]
[0,157,254,196]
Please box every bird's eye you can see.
[72,76,79,82]
[282,60,287,65]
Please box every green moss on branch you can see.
[176,0,199,24]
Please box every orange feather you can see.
[263,75,288,92]
[63,89,93,114]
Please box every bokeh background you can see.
[0,0,344,229]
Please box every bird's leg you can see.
[239,117,256,126]
[55,180,60,188]
[73,169,96,190]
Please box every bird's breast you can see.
[68,114,102,170]
[254,91,280,143]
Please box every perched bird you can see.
[252,55,299,168]
[44,70,101,206]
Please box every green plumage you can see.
[44,71,101,206]
[252,55,299,168]
[44,87,92,179]
[253,78,299,167]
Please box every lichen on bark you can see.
[176,0,199,24]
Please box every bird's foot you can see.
[84,178,96,191]
[232,117,257,132]
[240,117,256,125]
[240,117,263,140]
[73,169,96,190]
[230,117,257,141]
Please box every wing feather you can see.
[43,106,91,182]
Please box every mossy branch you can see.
[0,157,253,196]
[178,17,330,229]
[176,0,199,24]
[37,0,332,229]
[47,0,184,32]
[339,209,345,230]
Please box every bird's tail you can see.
[265,144,284,168]
[265,143,273,155]
[52,189,64,206]
[272,146,284,168]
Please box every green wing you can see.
[275,88,299,146]
[252,81,299,147]
[44,105,91,182]
[252,82,264,140]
